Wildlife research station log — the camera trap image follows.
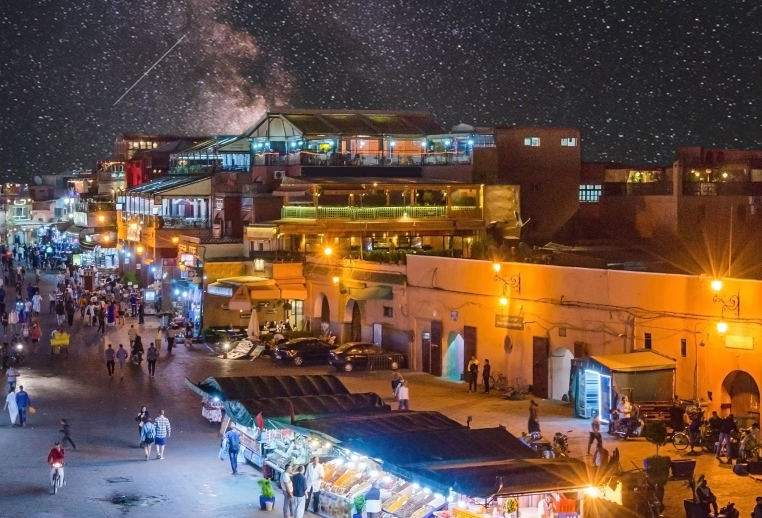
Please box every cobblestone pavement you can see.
[1,272,761,516]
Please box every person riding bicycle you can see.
[47,441,65,487]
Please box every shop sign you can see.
[208,284,233,297]
[178,244,187,252]
[126,225,141,242]
[495,314,524,330]
[215,199,224,210]
[188,245,197,255]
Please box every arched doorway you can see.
[721,370,760,417]
[549,347,574,401]
[320,295,330,323]
[445,332,464,381]
[344,299,362,342]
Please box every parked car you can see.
[273,338,334,366]
[329,342,406,372]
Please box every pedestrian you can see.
[6,364,19,392]
[390,368,403,395]
[128,325,137,348]
[753,496,762,518]
[117,300,126,326]
[55,299,65,326]
[224,426,242,474]
[280,464,294,518]
[59,418,76,449]
[365,482,382,518]
[305,456,324,513]
[135,406,149,445]
[32,291,41,315]
[396,380,409,410]
[146,342,158,377]
[467,355,478,392]
[16,384,30,427]
[105,344,115,376]
[140,418,156,460]
[292,464,307,518]
[48,292,55,314]
[154,326,164,352]
[138,301,144,324]
[116,344,128,376]
[154,410,171,459]
[717,413,738,463]
[482,358,491,393]
[166,326,176,354]
[587,409,603,455]
[1,312,7,336]
[528,399,541,434]
[30,323,40,353]
[96,308,105,334]
[3,386,18,425]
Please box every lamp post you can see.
[710,278,739,334]
[493,262,521,295]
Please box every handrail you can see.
[280,205,480,220]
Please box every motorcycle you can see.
[51,462,64,495]
[609,409,645,438]
[11,342,25,364]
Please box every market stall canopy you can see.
[345,426,535,469]
[229,285,252,311]
[406,458,597,498]
[224,393,390,428]
[294,411,463,442]
[184,375,351,401]
[585,351,676,373]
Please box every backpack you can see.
[228,431,240,451]
[144,424,155,442]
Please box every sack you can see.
[28,406,36,414]
[219,438,229,460]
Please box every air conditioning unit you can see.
[273,171,286,180]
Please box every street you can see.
[2,272,761,517]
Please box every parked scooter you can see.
[11,342,25,364]
[609,409,645,439]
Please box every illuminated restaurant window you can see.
[523,137,540,147]
[561,137,577,147]
[578,184,601,202]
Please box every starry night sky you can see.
[1,0,761,181]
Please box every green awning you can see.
[348,285,393,300]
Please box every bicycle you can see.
[489,373,508,391]
[672,430,691,451]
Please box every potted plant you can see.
[683,474,707,518]
[258,478,276,510]
[503,498,518,518]
[353,494,365,518]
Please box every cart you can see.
[50,331,70,358]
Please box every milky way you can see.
[0,0,761,180]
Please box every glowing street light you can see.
[499,297,508,306]
[171,236,179,244]
[717,321,728,334]
[493,263,501,273]
[324,247,332,257]
[333,276,340,285]
[711,279,723,292]
[98,215,105,222]
[136,245,144,254]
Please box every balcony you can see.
[602,182,673,196]
[73,201,116,213]
[683,181,762,196]
[157,216,210,229]
[280,205,481,220]
[254,151,473,167]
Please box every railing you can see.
[683,181,762,196]
[254,151,473,167]
[73,202,116,213]
[602,182,674,196]
[281,205,480,220]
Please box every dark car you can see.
[329,342,406,372]
[273,338,334,366]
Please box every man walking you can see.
[105,344,115,377]
[482,358,491,393]
[116,344,128,377]
[59,418,76,449]
[154,410,171,459]
[166,326,176,354]
[96,307,106,334]
[6,365,19,392]
[281,464,294,518]
[305,456,325,513]
[146,342,158,378]
[587,409,603,455]
[128,325,137,349]
[16,384,30,427]
[292,465,307,518]
[717,413,738,463]
[224,426,242,474]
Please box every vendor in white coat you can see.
[305,456,325,514]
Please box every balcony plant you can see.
[257,478,276,510]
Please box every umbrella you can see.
[247,310,260,340]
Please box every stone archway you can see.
[549,347,574,401]
[444,332,465,381]
[721,370,760,417]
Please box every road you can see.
[1,272,760,516]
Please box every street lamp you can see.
[171,236,179,244]
[137,245,144,254]
[98,215,105,223]
[717,321,728,334]
[499,297,508,306]
[711,279,722,292]
[324,247,332,257]
[493,263,501,273]
[333,276,339,285]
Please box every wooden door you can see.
[533,336,549,399]
[350,303,362,342]
[421,332,431,374]
[430,320,443,377]
[463,326,477,380]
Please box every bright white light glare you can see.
[324,442,331,448]
[382,476,391,483]
[346,462,356,469]
[423,488,431,494]
[585,485,600,498]
[434,494,443,500]
[457,501,466,508]
[446,496,454,503]
[358,462,367,470]
[334,458,344,466]
[350,454,359,461]
[174,289,179,295]
[369,470,379,477]
[412,483,420,489]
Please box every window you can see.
[12,207,28,219]
[383,306,394,318]
[644,333,652,349]
[579,184,602,203]
[681,339,687,357]
[561,137,578,147]
[523,137,540,147]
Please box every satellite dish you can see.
[33,176,43,185]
